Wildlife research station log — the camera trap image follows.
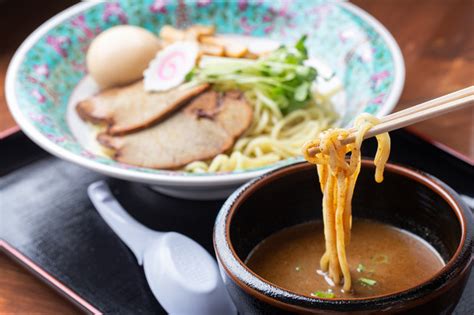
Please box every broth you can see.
[246,219,444,298]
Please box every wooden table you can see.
[353,0,474,162]
[0,0,472,313]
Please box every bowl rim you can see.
[214,161,472,311]
[5,1,405,186]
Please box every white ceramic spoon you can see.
[88,181,236,315]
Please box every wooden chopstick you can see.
[345,94,473,143]
[307,86,474,156]
[343,85,474,135]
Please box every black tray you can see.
[1,130,472,314]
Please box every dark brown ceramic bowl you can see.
[214,161,473,314]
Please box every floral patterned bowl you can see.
[6,0,404,200]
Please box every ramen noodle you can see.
[302,113,390,291]
[184,91,336,173]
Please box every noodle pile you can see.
[184,91,336,173]
[302,114,390,291]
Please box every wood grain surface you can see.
[0,252,81,314]
[0,0,473,314]
[352,0,474,160]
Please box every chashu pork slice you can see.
[98,90,253,169]
[76,80,209,135]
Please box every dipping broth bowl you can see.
[214,161,473,314]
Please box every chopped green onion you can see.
[311,290,335,298]
[187,36,318,115]
[295,266,301,272]
[359,277,377,286]
[371,254,389,264]
[356,264,365,273]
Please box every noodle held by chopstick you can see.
[302,113,390,292]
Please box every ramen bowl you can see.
[214,161,473,314]
[6,0,404,200]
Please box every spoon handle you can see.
[88,181,161,265]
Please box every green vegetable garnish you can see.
[359,277,377,286]
[187,36,318,115]
[371,254,389,264]
[294,35,309,57]
[356,264,365,273]
[311,290,335,298]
